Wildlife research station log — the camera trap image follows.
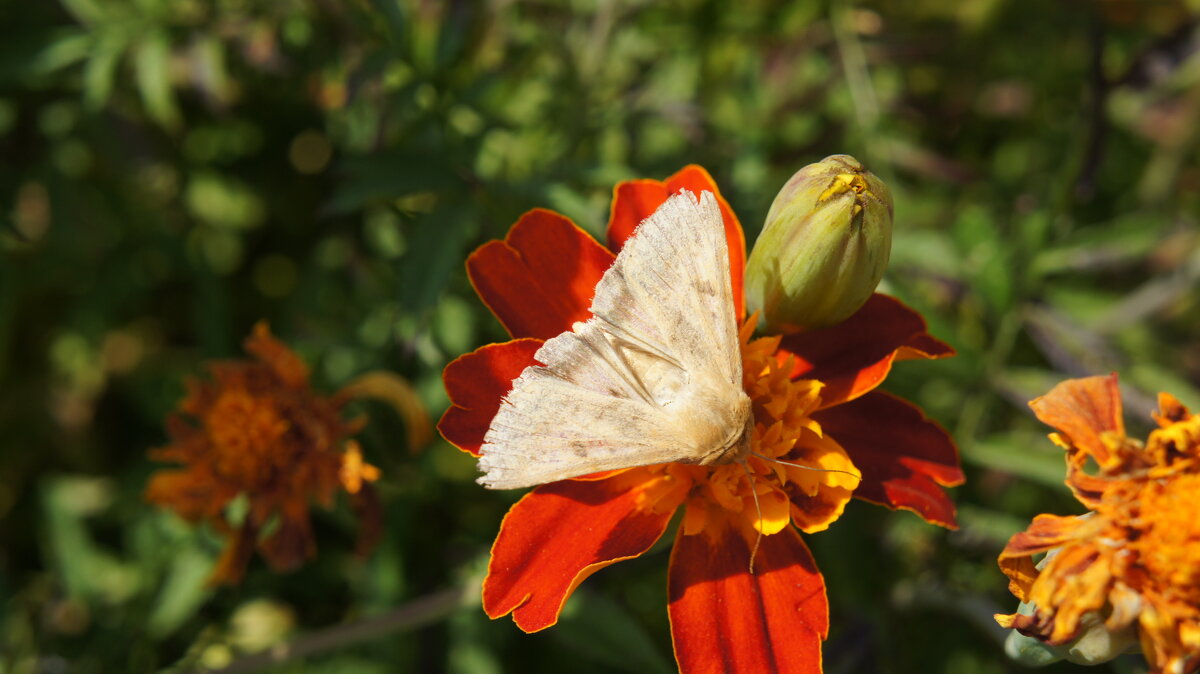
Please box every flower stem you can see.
[206,587,466,673]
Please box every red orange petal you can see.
[608,179,670,252]
[996,512,1089,601]
[439,339,542,457]
[482,470,678,632]
[1028,374,1124,468]
[814,390,963,528]
[668,524,827,673]
[467,209,615,340]
[607,166,747,317]
[780,294,954,408]
[259,503,316,572]
[1001,513,1089,559]
[208,520,258,586]
[244,321,310,389]
[350,483,384,558]
[144,469,228,521]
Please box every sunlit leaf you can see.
[83,34,126,110]
[133,31,179,129]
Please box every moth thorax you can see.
[689,389,753,466]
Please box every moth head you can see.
[686,386,753,467]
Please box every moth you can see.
[478,190,753,489]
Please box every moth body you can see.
[477,189,748,490]
[669,375,753,466]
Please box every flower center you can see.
[1131,472,1200,602]
[672,324,861,540]
[205,389,291,485]
[1146,401,1200,468]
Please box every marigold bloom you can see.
[997,374,1200,673]
[440,166,962,671]
[146,322,381,585]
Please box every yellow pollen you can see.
[818,173,870,203]
[1130,473,1200,601]
[675,320,861,539]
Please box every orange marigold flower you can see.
[439,166,963,672]
[996,374,1200,674]
[146,322,381,585]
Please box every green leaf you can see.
[58,0,111,26]
[83,34,126,110]
[554,589,673,674]
[133,31,180,129]
[1129,362,1200,412]
[1031,213,1167,277]
[147,547,215,637]
[40,476,113,599]
[327,149,462,215]
[396,201,476,314]
[0,29,92,83]
[965,433,1066,489]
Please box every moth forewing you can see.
[477,190,753,489]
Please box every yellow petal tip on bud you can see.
[745,154,893,333]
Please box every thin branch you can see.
[205,586,466,673]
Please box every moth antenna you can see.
[739,461,763,575]
[751,451,862,483]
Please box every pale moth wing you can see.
[478,190,752,489]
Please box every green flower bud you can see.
[745,154,893,332]
[1004,601,1139,667]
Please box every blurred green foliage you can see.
[2,0,1200,672]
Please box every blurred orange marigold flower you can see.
[146,322,381,585]
[997,374,1200,673]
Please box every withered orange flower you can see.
[146,322,381,585]
[440,166,963,671]
[997,374,1200,673]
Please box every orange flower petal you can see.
[1002,513,1088,558]
[785,482,855,534]
[998,513,1088,600]
[259,504,316,572]
[467,209,615,340]
[144,469,229,521]
[813,390,963,528]
[209,520,258,586]
[439,339,542,457]
[350,483,384,558]
[608,179,669,251]
[482,471,678,632]
[668,523,827,673]
[1028,373,1124,469]
[607,166,747,318]
[780,294,954,408]
[244,321,310,389]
